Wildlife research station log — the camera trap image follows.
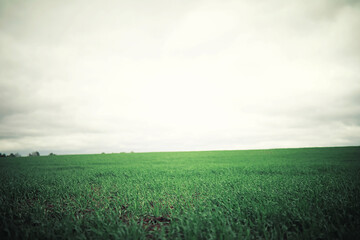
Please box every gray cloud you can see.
[0,0,359,155]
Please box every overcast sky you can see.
[1,0,359,155]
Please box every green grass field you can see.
[1,147,359,239]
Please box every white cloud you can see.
[0,0,359,154]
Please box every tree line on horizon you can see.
[0,151,55,158]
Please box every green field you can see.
[1,147,360,239]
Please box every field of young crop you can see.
[0,147,359,239]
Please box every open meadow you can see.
[0,147,359,239]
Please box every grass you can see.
[0,146,359,239]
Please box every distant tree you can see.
[29,151,40,157]
[49,153,56,156]
[0,153,6,158]
[8,153,15,157]
[14,153,21,157]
